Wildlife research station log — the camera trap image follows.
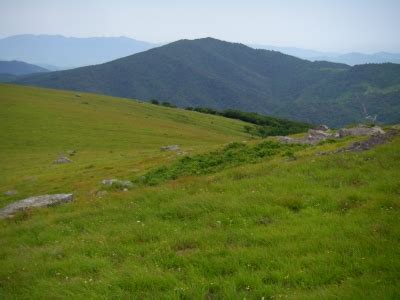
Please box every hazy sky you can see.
[1,0,399,53]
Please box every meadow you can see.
[0,84,399,299]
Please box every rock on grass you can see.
[0,194,74,219]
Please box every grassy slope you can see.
[0,84,250,208]
[0,84,399,299]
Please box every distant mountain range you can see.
[0,60,48,75]
[1,35,399,70]
[15,38,400,127]
[251,44,400,65]
[0,60,48,82]
[0,35,157,69]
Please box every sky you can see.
[1,0,399,53]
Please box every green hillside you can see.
[0,84,251,207]
[16,38,400,127]
[1,84,399,299]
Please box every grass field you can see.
[0,84,399,299]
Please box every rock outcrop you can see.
[316,125,329,131]
[278,129,334,145]
[338,126,385,138]
[343,129,397,152]
[278,126,385,145]
[0,194,73,219]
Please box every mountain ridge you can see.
[16,37,400,127]
[251,44,400,65]
[0,60,48,75]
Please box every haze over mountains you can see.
[251,45,400,66]
[0,35,157,69]
[16,37,400,127]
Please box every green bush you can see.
[138,141,303,185]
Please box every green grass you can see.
[0,84,399,299]
[0,84,250,208]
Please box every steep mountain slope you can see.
[1,84,399,299]
[16,38,400,126]
[0,60,48,75]
[0,35,157,68]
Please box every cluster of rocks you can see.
[0,194,73,219]
[278,125,386,145]
[3,143,191,218]
[339,128,398,153]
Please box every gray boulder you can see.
[308,129,331,138]
[277,129,334,145]
[160,145,180,151]
[338,126,385,138]
[0,194,73,219]
[305,129,333,144]
[54,156,72,164]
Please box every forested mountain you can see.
[16,38,400,127]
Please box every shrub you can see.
[161,102,176,108]
[137,141,304,185]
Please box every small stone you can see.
[54,157,72,164]
[160,145,180,151]
[4,190,18,196]
[101,179,133,189]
